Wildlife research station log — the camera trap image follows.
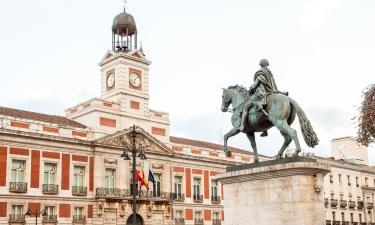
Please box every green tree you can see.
[357,83,375,146]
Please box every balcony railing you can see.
[72,186,87,196]
[340,200,348,208]
[43,215,58,223]
[357,201,364,209]
[351,222,358,225]
[368,222,375,225]
[367,202,374,209]
[9,182,27,193]
[326,220,331,225]
[9,214,25,223]
[96,188,173,202]
[172,193,185,201]
[359,223,367,225]
[342,222,349,225]
[73,215,86,223]
[175,218,185,225]
[194,218,204,225]
[193,194,203,203]
[330,199,338,207]
[332,221,340,225]
[211,195,221,204]
[42,184,59,194]
[324,198,329,206]
[349,201,356,208]
[212,219,221,225]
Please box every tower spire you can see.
[123,0,127,12]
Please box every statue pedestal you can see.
[218,157,330,225]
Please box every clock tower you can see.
[66,8,170,142]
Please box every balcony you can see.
[367,202,374,209]
[211,196,221,204]
[330,199,338,207]
[172,193,185,202]
[212,219,221,225]
[342,222,349,225]
[43,215,57,223]
[349,201,356,208]
[9,214,25,223]
[193,194,203,203]
[175,218,185,225]
[340,200,348,208]
[194,218,204,225]
[73,215,86,223]
[358,201,364,209]
[359,223,367,225]
[9,182,27,193]
[351,223,358,225]
[332,221,340,225]
[325,198,329,207]
[95,188,173,202]
[369,223,375,225]
[326,220,331,225]
[72,186,87,196]
[42,184,59,194]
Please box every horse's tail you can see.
[289,98,319,148]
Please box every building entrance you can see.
[126,214,144,225]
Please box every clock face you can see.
[129,73,141,87]
[107,74,115,88]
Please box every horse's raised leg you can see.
[223,128,240,157]
[276,132,292,159]
[273,119,301,156]
[246,132,259,163]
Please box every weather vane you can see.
[123,0,127,12]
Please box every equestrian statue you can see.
[221,59,319,163]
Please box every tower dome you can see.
[111,9,138,52]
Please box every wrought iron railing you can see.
[42,184,59,194]
[42,215,58,223]
[332,221,340,225]
[9,182,27,193]
[72,186,87,196]
[175,218,185,225]
[325,220,331,225]
[211,195,221,204]
[324,198,329,206]
[194,218,204,225]
[367,202,374,209]
[193,194,203,203]
[95,187,173,202]
[73,215,86,223]
[172,193,185,201]
[330,199,338,207]
[357,201,364,209]
[212,219,222,225]
[340,200,348,208]
[342,222,349,225]
[349,201,356,208]
[9,214,25,223]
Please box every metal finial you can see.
[123,0,127,12]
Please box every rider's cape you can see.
[251,68,278,110]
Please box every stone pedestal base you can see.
[218,157,330,225]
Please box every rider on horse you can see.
[239,59,287,135]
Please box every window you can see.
[44,163,56,185]
[213,212,220,219]
[74,207,84,216]
[341,212,345,222]
[11,205,23,215]
[365,177,369,187]
[329,175,333,184]
[174,176,182,195]
[153,174,161,197]
[332,212,336,221]
[193,178,201,198]
[338,174,342,184]
[73,166,85,187]
[195,211,202,220]
[359,213,362,223]
[105,168,115,189]
[356,177,359,187]
[11,160,25,182]
[45,206,55,216]
[211,179,218,199]
[350,213,353,222]
[176,210,183,219]
[347,175,351,186]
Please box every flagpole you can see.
[131,125,137,225]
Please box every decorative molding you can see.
[104,159,118,165]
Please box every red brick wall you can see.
[0,147,7,186]
[88,205,93,218]
[130,101,140,110]
[173,167,184,173]
[185,168,191,198]
[204,210,211,221]
[210,171,217,176]
[100,117,116,128]
[185,209,193,220]
[192,169,202,175]
[204,170,209,199]
[221,210,224,221]
[72,154,88,162]
[30,150,40,188]
[221,184,224,200]
[42,151,60,159]
[72,131,87,137]
[103,102,112,107]
[28,203,41,215]
[89,157,94,192]
[9,147,29,156]
[10,121,29,129]
[209,151,219,157]
[151,127,166,136]
[0,202,6,217]
[61,154,70,190]
[59,204,71,218]
[43,126,59,133]
[172,146,183,152]
[191,149,201,154]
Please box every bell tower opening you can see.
[112,4,137,52]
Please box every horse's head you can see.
[221,88,232,112]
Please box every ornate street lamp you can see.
[25,207,47,225]
[121,125,147,225]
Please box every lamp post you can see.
[25,207,47,225]
[121,125,147,225]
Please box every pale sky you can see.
[0,0,374,162]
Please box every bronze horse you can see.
[221,85,319,162]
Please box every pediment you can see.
[95,126,173,155]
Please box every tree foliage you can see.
[357,83,375,146]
